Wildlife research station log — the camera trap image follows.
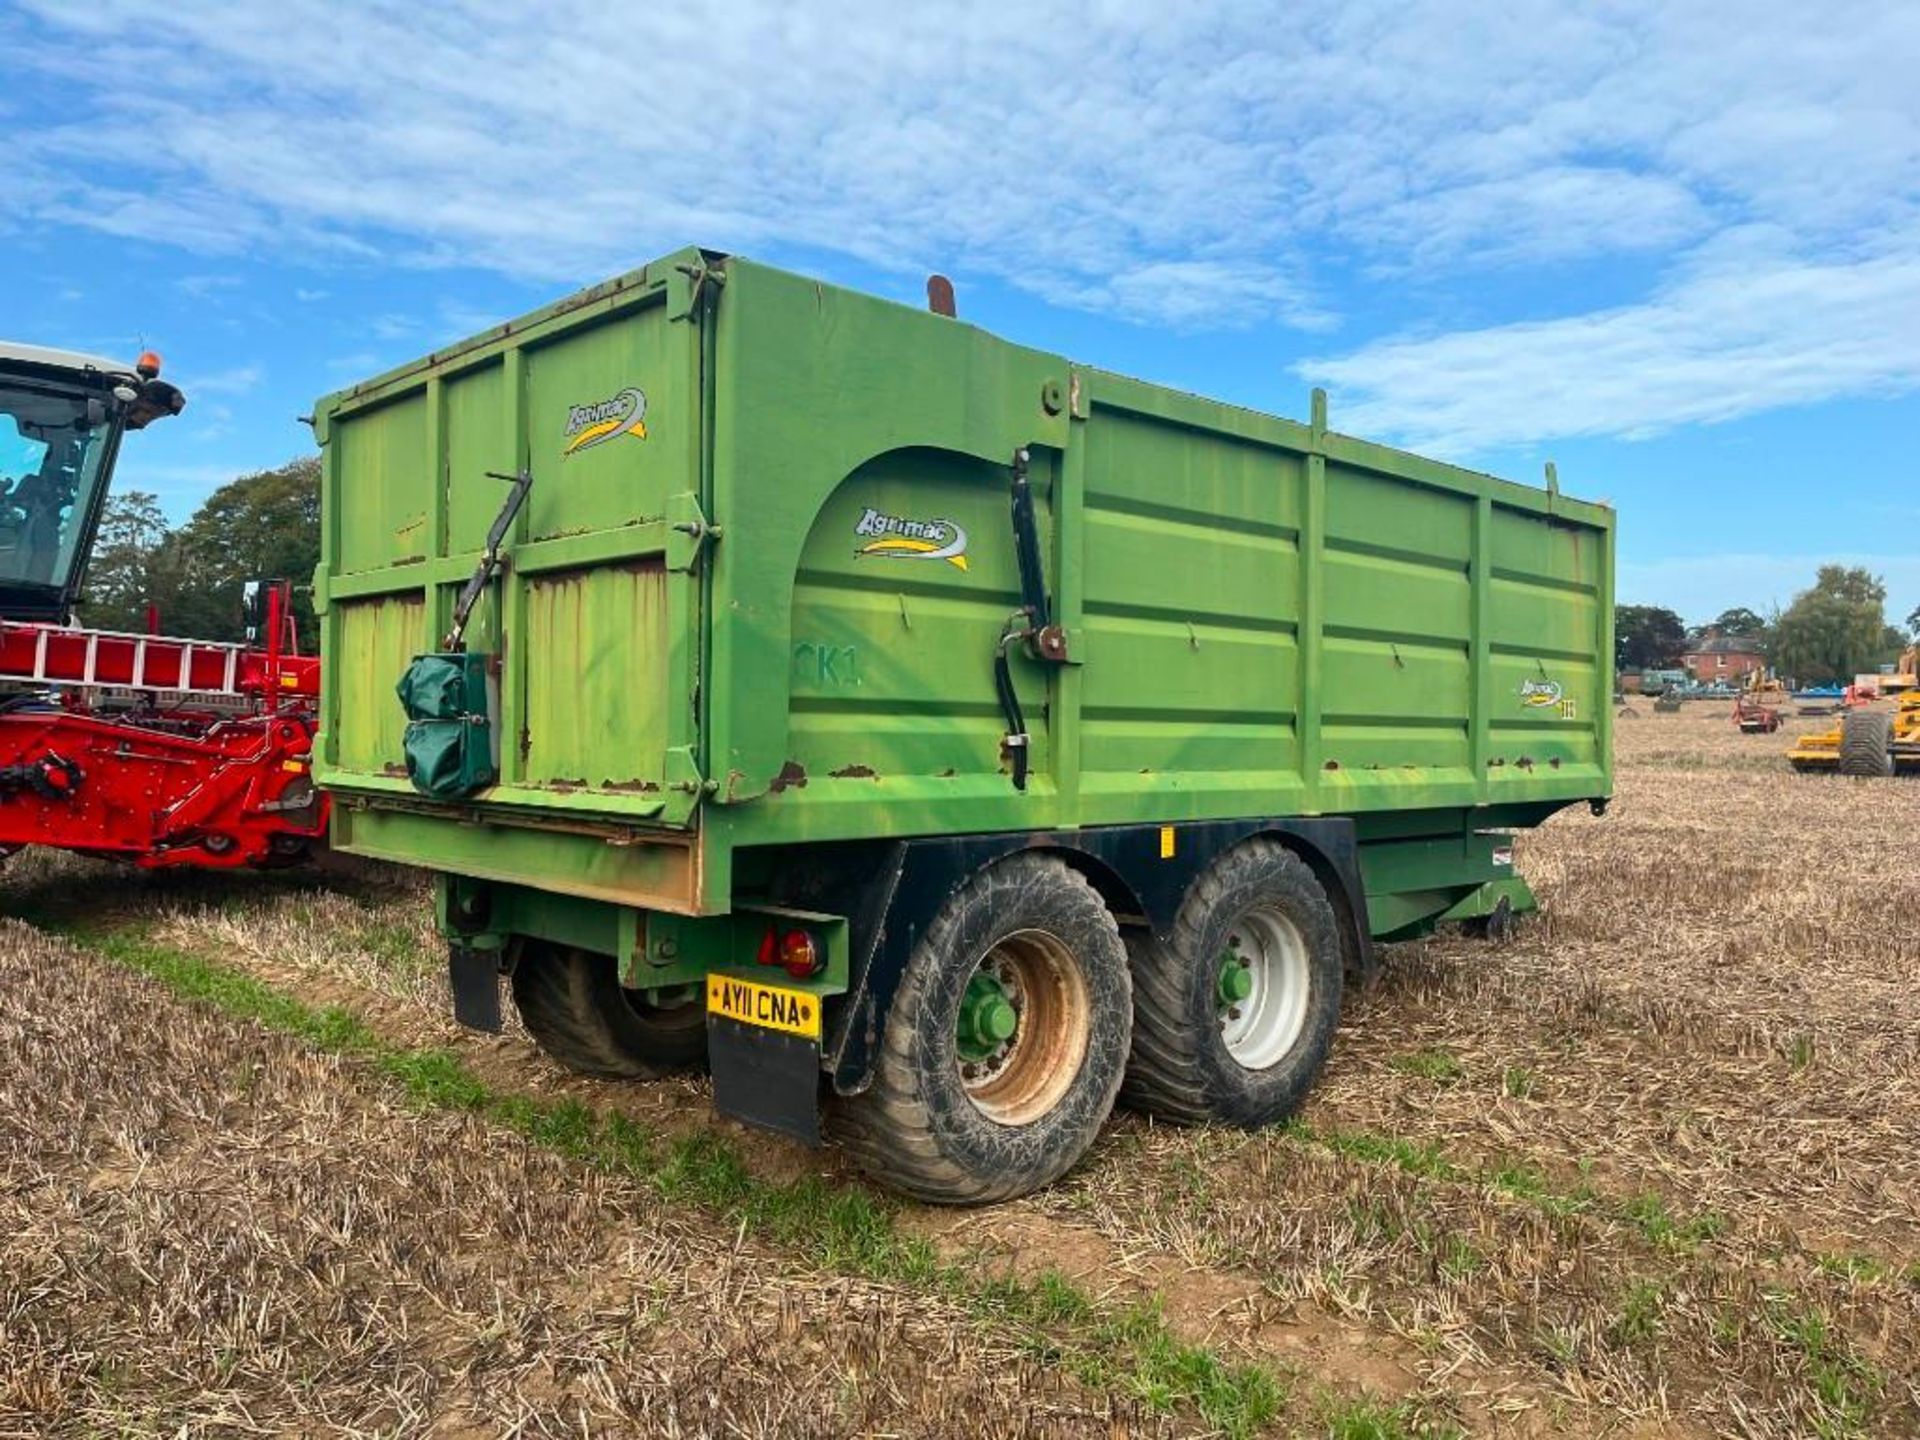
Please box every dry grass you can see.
[1040,710,1920,1435]
[0,919,1176,1439]
[3,707,1916,1436]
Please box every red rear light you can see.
[756,926,777,967]
[778,928,821,979]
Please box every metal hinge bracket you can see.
[668,259,727,322]
[666,492,721,572]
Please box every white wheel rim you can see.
[1218,908,1311,1070]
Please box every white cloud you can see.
[7,0,1920,446]
[1300,243,1920,453]
[434,299,507,340]
[187,363,263,396]
[191,401,236,441]
[176,273,241,300]
[1050,260,1336,334]
[7,1,1889,323]
[111,460,246,514]
[1619,552,1920,626]
[1354,167,1708,271]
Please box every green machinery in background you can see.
[313,249,1614,1203]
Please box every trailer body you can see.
[313,250,1613,1184]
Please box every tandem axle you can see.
[432,812,1531,1196]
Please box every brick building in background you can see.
[1683,633,1766,683]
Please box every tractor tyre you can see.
[833,853,1131,1205]
[1838,710,1895,777]
[511,940,707,1078]
[1121,840,1343,1129]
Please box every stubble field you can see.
[1,706,1915,1438]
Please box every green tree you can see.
[1770,566,1891,685]
[148,457,320,643]
[1906,602,1920,639]
[1614,604,1687,670]
[74,490,171,631]
[1709,606,1769,641]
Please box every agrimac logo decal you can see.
[1519,677,1577,719]
[853,507,969,570]
[563,386,648,455]
[1518,678,1563,708]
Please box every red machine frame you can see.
[0,583,328,868]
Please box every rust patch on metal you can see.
[382,761,409,778]
[828,763,878,780]
[1515,756,1535,771]
[768,760,808,794]
[936,767,956,778]
[1323,760,1340,771]
[601,777,661,793]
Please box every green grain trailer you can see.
[313,248,1613,1203]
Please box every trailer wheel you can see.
[834,853,1130,1204]
[511,940,707,1078]
[1123,840,1342,1128]
[1839,710,1895,777]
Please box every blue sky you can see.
[5,0,1918,627]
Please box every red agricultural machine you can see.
[0,341,327,869]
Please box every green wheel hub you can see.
[1217,951,1253,1008]
[958,970,1019,1061]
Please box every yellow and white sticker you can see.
[852,507,969,569]
[563,386,648,455]
[706,973,822,1040]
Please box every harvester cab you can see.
[0,343,184,624]
[0,340,328,869]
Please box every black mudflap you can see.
[448,943,504,1032]
[709,1018,822,1146]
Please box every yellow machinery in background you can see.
[1732,668,1788,733]
[1788,691,1920,775]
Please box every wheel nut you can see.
[1217,958,1255,1007]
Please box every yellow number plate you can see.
[706,973,822,1040]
